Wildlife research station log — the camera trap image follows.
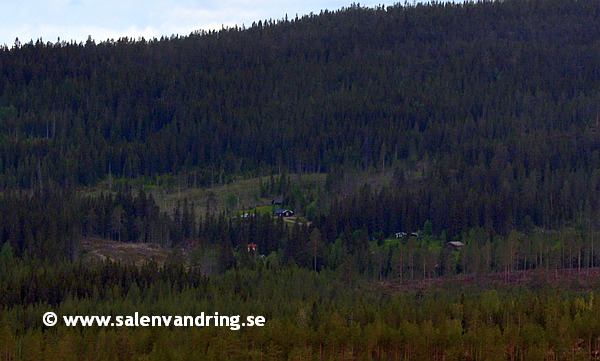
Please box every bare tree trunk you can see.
[399,249,403,281]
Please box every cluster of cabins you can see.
[271,199,294,217]
[245,199,464,254]
[395,231,464,250]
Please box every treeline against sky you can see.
[1,0,600,235]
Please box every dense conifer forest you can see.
[3,0,600,359]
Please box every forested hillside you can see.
[5,1,600,359]
[1,0,600,237]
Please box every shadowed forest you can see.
[3,0,600,359]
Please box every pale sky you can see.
[1,0,398,47]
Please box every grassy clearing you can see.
[81,173,327,218]
[283,216,311,226]
[151,173,327,218]
[382,238,402,247]
[236,204,277,217]
[154,178,262,215]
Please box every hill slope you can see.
[0,0,599,233]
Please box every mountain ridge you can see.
[1,0,599,233]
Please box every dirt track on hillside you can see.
[80,237,170,266]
